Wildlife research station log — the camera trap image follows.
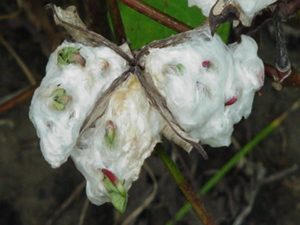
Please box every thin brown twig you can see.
[264,63,300,87]
[0,87,36,113]
[263,164,298,184]
[121,163,158,225]
[0,9,21,21]
[120,0,191,32]
[156,147,215,225]
[45,181,85,225]
[233,164,299,225]
[78,198,90,225]
[0,34,37,86]
[278,0,300,18]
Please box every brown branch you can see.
[156,147,215,225]
[106,0,127,44]
[0,35,37,86]
[78,198,90,225]
[265,63,300,87]
[278,0,300,18]
[120,0,191,32]
[45,182,85,225]
[0,87,36,114]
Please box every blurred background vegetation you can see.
[0,1,300,225]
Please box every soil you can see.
[0,1,300,225]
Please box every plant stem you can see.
[120,0,191,32]
[166,99,300,225]
[156,147,216,225]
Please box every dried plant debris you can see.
[29,5,265,213]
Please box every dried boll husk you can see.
[29,41,128,168]
[143,28,264,148]
[188,0,277,26]
[71,75,162,206]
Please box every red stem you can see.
[265,63,300,87]
[0,86,36,114]
[120,0,191,32]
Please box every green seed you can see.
[103,172,127,214]
[176,63,185,74]
[57,46,85,66]
[163,63,185,75]
[104,120,117,148]
[51,88,71,111]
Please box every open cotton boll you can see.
[71,75,162,207]
[29,41,128,168]
[188,0,277,25]
[144,29,264,148]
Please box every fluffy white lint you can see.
[188,0,277,24]
[144,29,264,147]
[71,75,162,205]
[29,41,128,168]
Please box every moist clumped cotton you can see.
[29,26,264,211]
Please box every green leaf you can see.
[118,0,230,49]
[103,176,128,213]
[104,120,117,148]
[57,46,85,66]
[110,190,128,214]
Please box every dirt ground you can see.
[0,1,300,225]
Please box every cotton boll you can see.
[144,30,234,147]
[145,33,232,131]
[71,75,162,205]
[29,41,128,168]
[144,29,264,148]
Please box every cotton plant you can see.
[29,5,265,213]
[188,0,278,27]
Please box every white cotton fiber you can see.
[144,28,264,147]
[29,41,128,168]
[71,75,162,205]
